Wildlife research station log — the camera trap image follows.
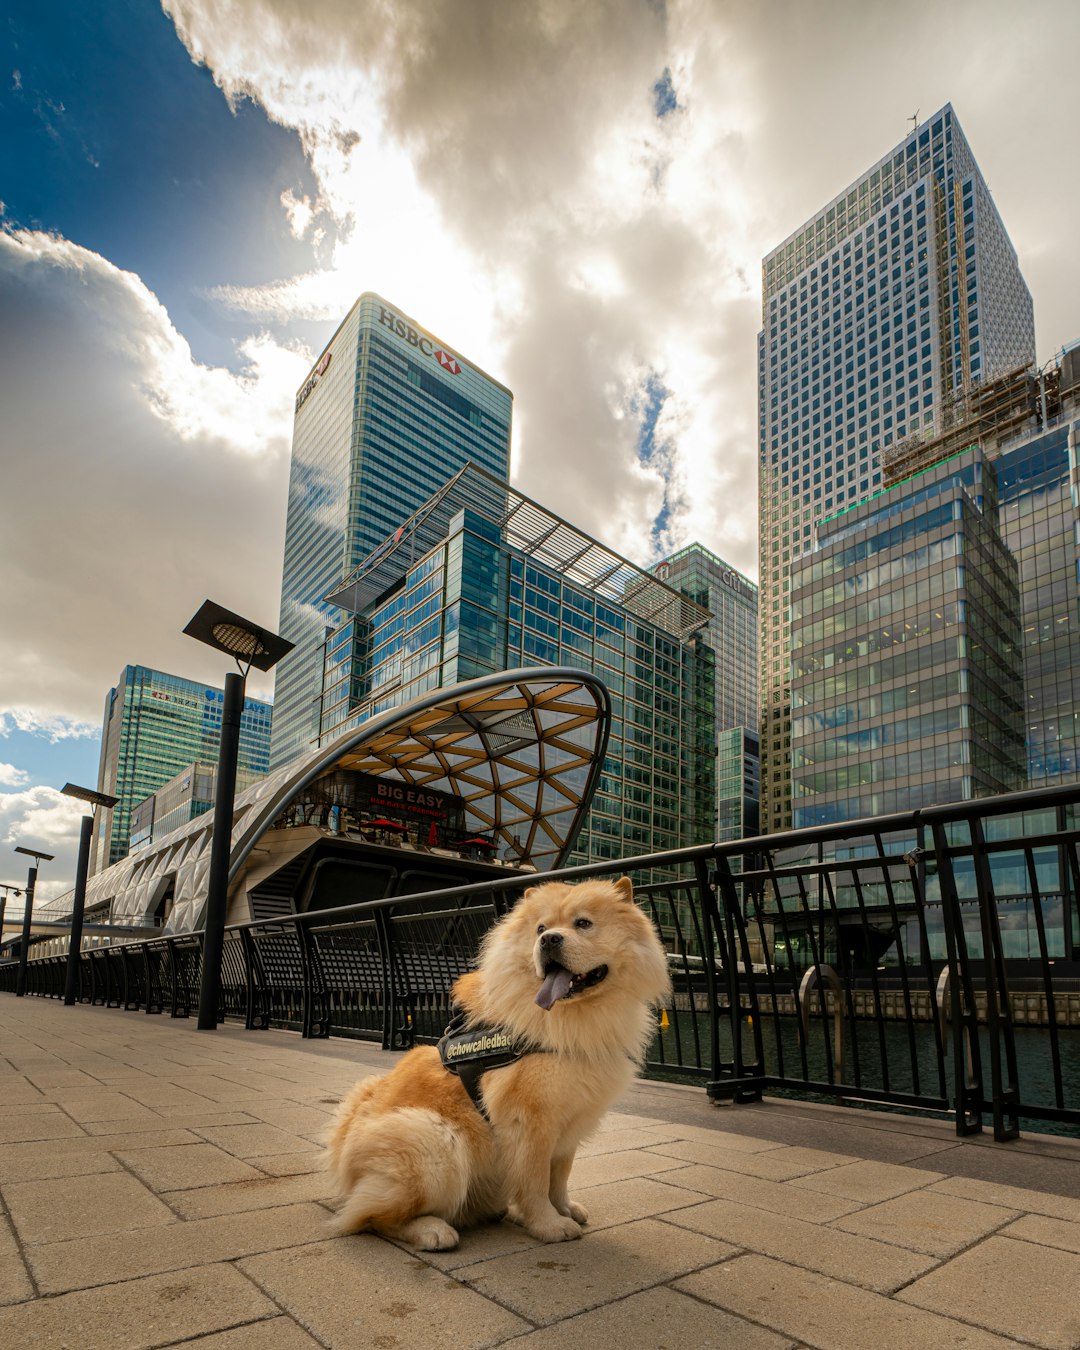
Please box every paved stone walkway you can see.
[1,998,1079,1349]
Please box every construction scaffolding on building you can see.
[882,363,1062,486]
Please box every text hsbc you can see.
[378,307,460,374]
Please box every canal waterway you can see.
[649,1011,1080,1138]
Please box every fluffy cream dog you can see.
[326,876,671,1250]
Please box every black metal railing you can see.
[3,782,1080,1141]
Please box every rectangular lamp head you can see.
[61,783,119,810]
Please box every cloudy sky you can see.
[3,0,1079,897]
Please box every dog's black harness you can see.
[437,1006,549,1121]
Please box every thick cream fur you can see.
[325,876,671,1249]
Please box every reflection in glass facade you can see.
[270,294,512,770]
[129,761,264,853]
[716,727,760,843]
[759,105,1035,833]
[92,666,272,874]
[321,469,717,867]
[652,544,759,841]
[997,418,1080,784]
[790,447,1025,827]
[880,348,1080,788]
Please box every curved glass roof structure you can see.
[43,669,610,934]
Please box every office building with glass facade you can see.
[92,666,272,873]
[270,293,513,770]
[716,726,760,842]
[883,346,1080,788]
[652,543,759,841]
[128,761,265,853]
[322,464,717,865]
[759,105,1035,832]
[790,446,1026,827]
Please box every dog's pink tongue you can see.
[535,965,574,1011]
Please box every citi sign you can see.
[295,350,332,414]
[379,306,461,375]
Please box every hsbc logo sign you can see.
[295,350,333,414]
[379,306,462,375]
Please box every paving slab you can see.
[830,1188,1018,1257]
[116,1141,265,1191]
[576,1123,689,1156]
[193,1122,314,1158]
[648,1138,858,1180]
[254,1148,327,1176]
[49,1091,163,1123]
[897,1234,1080,1349]
[676,1252,1024,1350]
[2,996,1079,1350]
[456,1217,737,1326]
[567,1147,690,1188]
[791,1158,946,1204]
[498,1284,797,1349]
[664,1196,936,1293]
[0,1215,32,1307]
[568,1174,711,1229]
[27,1201,330,1293]
[928,1174,1080,1222]
[239,1237,530,1348]
[0,1261,278,1350]
[0,1112,85,1143]
[4,1170,175,1244]
[0,1139,121,1183]
[158,1316,325,1349]
[237,1103,336,1136]
[653,1163,863,1223]
[161,1169,333,1219]
[1000,1211,1080,1254]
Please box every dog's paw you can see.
[561,1200,589,1225]
[400,1216,460,1251]
[527,1213,583,1243]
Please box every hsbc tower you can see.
[270,293,512,768]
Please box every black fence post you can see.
[14,865,38,997]
[931,817,984,1136]
[967,814,1020,1142]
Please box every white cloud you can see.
[0,227,305,727]
[0,710,99,744]
[163,0,1080,590]
[2,229,307,457]
[0,784,85,904]
[0,764,29,788]
[280,187,315,240]
[165,0,761,575]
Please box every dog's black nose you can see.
[540,931,563,949]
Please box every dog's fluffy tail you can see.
[328,1106,474,1238]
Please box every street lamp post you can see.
[0,883,21,951]
[60,784,119,1007]
[14,847,55,997]
[183,600,292,1031]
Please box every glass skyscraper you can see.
[789,447,1026,827]
[652,543,759,840]
[883,347,1080,789]
[758,106,1035,832]
[92,666,272,874]
[270,293,513,769]
[321,464,717,866]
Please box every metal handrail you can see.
[4,782,1080,1141]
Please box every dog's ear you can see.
[613,876,634,903]
[523,887,540,901]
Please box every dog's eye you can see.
[574,917,593,930]
[536,924,545,935]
